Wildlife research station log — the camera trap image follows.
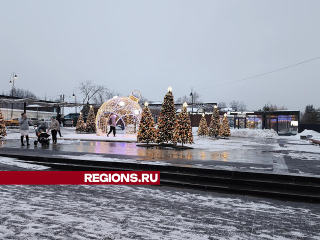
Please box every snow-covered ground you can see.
[0,184,319,239]
[0,157,50,170]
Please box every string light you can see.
[95,91,142,136]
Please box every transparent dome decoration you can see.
[95,90,142,136]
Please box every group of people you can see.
[19,112,118,146]
[19,113,61,146]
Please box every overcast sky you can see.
[1,0,319,111]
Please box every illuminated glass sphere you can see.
[96,90,142,136]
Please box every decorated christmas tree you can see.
[86,105,96,133]
[208,105,221,137]
[0,110,7,139]
[99,115,107,134]
[156,87,176,144]
[76,113,85,132]
[174,102,194,145]
[198,113,208,136]
[137,102,157,144]
[220,113,231,138]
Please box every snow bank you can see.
[293,129,320,140]
[230,129,278,139]
[0,157,50,170]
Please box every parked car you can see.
[4,118,20,127]
[63,113,87,127]
[29,118,40,126]
[38,119,52,128]
[63,118,74,127]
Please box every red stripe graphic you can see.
[0,171,160,185]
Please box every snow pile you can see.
[0,157,50,170]
[230,129,278,139]
[293,129,320,140]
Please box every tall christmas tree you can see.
[156,87,176,143]
[76,113,85,132]
[99,115,107,134]
[208,105,221,137]
[0,110,7,138]
[220,113,231,138]
[198,113,208,136]
[174,102,193,145]
[137,102,157,144]
[86,105,96,133]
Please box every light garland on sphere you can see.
[95,90,142,136]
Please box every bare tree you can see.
[7,88,37,99]
[176,95,190,104]
[238,102,247,111]
[262,102,287,111]
[93,88,122,105]
[230,100,247,111]
[218,102,227,108]
[78,80,105,104]
[176,91,202,104]
[139,95,149,105]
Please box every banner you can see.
[0,171,160,185]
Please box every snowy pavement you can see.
[0,184,320,239]
[2,127,320,176]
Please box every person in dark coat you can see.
[56,113,63,137]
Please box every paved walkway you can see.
[1,136,320,177]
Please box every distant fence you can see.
[300,124,320,133]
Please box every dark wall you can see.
[190,115,211,127]
[300,124,320,133]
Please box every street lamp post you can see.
[9,73,18,118]
[72,92,77,114]
[189,87,194,127]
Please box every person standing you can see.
[56,113,63,137]
[107,114,117,137]
[19,112,32,146]
[47,117,60,144]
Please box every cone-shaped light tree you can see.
[174,102,194,146]
[156,87,176,143]
[86,105,96,133]
[198,113,208,136]
[137,102,157,144]
[76,113,85,132]
[209,105,221,137]
[0,110,7,138]
[220,113,231,138]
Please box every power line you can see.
[178,56,320,94]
